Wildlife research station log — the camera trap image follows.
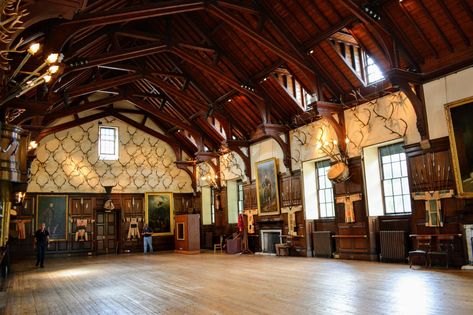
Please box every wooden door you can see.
[95,211,119,254]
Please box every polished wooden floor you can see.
[3,252,473,315]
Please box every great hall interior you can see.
[1,0,473,314]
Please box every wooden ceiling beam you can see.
[399,1,439,58]
[65,43,168,72]
[302,16,358,53]
[48,1,206,51]
[66,73,143,99]
[115,30,162,42]
[170,47,263,102]
[417,0,453,52]
[215,0,260,15]
[435,0,470,47]
[208,3,316,78]
[43,94,125,124]
[109,110,180,150]
[38,111,110,141]
[144,75,206,110]
[126,96,198,133]
[63,1,205,27]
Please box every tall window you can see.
[315,160,335,218]
[210,187,215,224]
[380,143,411,214]
[237,181,244,214]
[365,55,384,84]
[99,126,119,160]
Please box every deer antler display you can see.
[0,0,28,70]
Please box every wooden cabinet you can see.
[280,174,302,207]
[243,183,257,210]
[174,214,200,254]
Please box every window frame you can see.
[98,126,119,160]
[237,180,244,214]
[210,187,215,224]
[315,160,335,219]
[379,143,412,215]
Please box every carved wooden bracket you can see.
[251,123,291,172]
[317,102,347,153]
[388,69,428,140]
[174,160,197,192]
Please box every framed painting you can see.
[256,158,280,216]
[445,96,473,198]
[145,192,174,236]
[36,195,68,240]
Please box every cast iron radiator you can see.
[312,231,333,258]
[379,231,407,263]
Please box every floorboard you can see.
[3,252,473,315]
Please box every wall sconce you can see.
[15,191,26,204]
[28,140,38,151]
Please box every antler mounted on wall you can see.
[0,0,28,71]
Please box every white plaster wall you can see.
[344,91,421,157]
[423,67,473,139]
[250,137,286,180]
[28,117,193,193]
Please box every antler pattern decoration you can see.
[220,152,244,181]
[28,118,192,193]
[0,0,28,71]
[346,91,411,155]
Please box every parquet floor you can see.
[3,252,473,315]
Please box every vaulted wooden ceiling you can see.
[1,0,473,158]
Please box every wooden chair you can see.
[275,236,292,256]
[408,235,431,268]
[213,235,224,254]
[428,235,454,268]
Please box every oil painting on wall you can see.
[145,192,174,236]
[36,195,68,240]
[256,158,280,216]
[446,96,473,197]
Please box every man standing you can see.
[142,224,153,254]
[34,223,49,268]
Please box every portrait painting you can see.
[445,96,473,197]
[256,158,280,216]
[145,192,174,236]
[36,195,68,240]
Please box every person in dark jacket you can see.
[34,223,50,268]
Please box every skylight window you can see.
[365,55,384,84]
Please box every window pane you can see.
[392,178,402,195]
[325,189,332,202]
[394,195,404,212]
[401,177,410,194]
[385,197,394,213]
[383,180,393,196]
[383,164,392,179]
[401,161,408,177]
[392,162,401,178]
[319,190,325,203]
[403,195,412,213]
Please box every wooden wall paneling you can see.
[291,175,302,205]
[121,194,144,253]
[69,196,94,252]
[333,157,372,260]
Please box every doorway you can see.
[95,211,120,254]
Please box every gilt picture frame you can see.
[445,96,473,198]
[256,158,280,216]
[145,192,174,236]
[36,195,68,240]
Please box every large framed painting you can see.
[256,158,280,216]
[445,96,473,198]
[145,192,174,236]
[36,195,68,240]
